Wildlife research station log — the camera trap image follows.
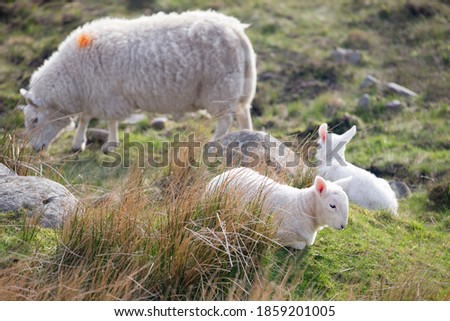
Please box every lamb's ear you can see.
[314,176,328,196]
[19,88,41,107]
[318,123,328,143]
[341,125,356,144]
[334,176,352,190]
[15,105,27,112]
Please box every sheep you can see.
[316,123,398,214]
[205,167,352,250]
[19,10,257,152]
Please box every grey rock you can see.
[151,116,168,130]
[214,129,302,175]
[86,128,109,145]
[358,94,371,108]
[332,47,361,65]
[389,181,412,199]
[385,100,403,112]
[0,175,78,228]
[360,74,381,89]
[123,113,147,125]
[386,82,418,98]
[0,163,15,176]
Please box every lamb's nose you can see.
[340,224,346,230]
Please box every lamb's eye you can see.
[329,204,336,209]
[32,117,38,124]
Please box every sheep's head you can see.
[313,176,351,230]
[19,88,74,152]
[316,123,356,166]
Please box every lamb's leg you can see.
[71,114,91,153]
[212,113,232,140]
[287,241,307,250]
[101,120,119,154]
[236,106,253,131]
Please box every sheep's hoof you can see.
[71,147,83,154]
[71,143,86,154]
[101,142,119,154]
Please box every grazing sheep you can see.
[19,10,256,152]
[215,129,302,176]
[316,123,398,214]
[205,167,352,250]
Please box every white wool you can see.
[20,10,256,152]
[205,167,351,250]
[316,123,399,214]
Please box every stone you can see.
[358,93,371,108]
[123,113,147,125]
[360,74,381,89]
[0,175,78,228]
[151,116,168,130]
[332,47,361,65]
[214,129,303,176]
[0,163,15,176]
[389,181,412,199]
[86,128,109,145]
[385,100,403,112]
[386,82,418,98]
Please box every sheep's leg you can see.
[212,113,233,140]
[101,120,119,154]
[236,106,253,131]
[71,114,91,153]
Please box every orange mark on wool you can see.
[77,33,93,48]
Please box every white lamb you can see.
[205,167,352,250]
[19,10,256,152]
[316,123,398,214]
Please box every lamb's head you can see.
[316,123,356,166]
[19,89,74,152]
[313,175,352,230]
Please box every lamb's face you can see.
[19,89,73,152]
[316,123,356,166]
[313,176,352,230]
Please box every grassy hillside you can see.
[0,0,448,300]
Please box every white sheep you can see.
[316,123,398,214]
[19,10,256,152]
[205,167,352,250]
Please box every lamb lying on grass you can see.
[19,10,256,152]
[316,123,398,214]
[205,167,352,250]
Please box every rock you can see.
[386,82,418,98]
[0,163,15,176]
[332,47,361,65]
[389,181,412,199]
[360,74,381,89]
[123,113,147,125]
[357,93,371,108]
[151,116,168,130]
[86,128,109,145]
[385,100,403,112]
[0,175,78,228]
[213,129,303,176]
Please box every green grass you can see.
[0,0,449,300]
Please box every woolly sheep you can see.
[19,10,256,152]
[205,167,352,250]
[316,123,398,214]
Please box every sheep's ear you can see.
[341,125,357,144]
[334,176,352,190]
[314,176,328,196]
[318,123,328,143]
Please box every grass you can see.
[0,0,449,300]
